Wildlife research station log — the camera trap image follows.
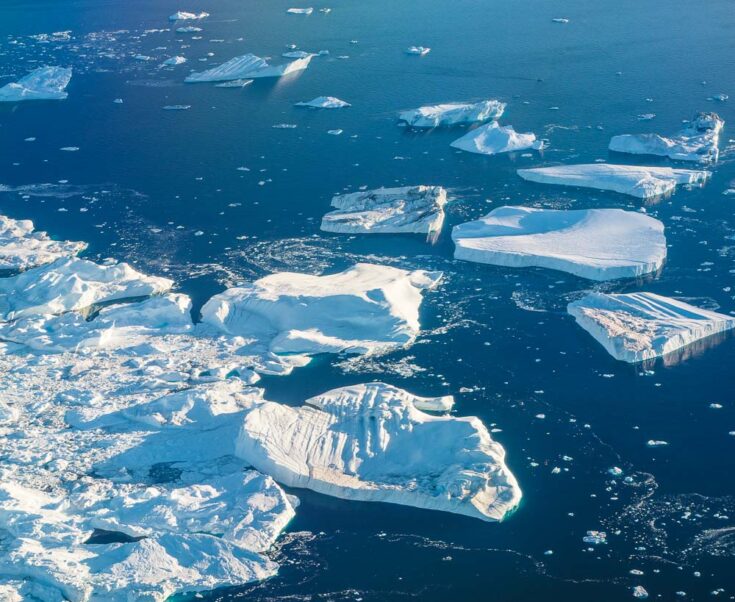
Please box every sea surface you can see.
[1,0,735,600]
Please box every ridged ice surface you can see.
[185,53,312,82]
[0,215,86,271]
[399,99,506,128]
[0,66,72,102]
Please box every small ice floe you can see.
[0,215,86,272]
[608,467,624,477]
[552,17,569,23]
[169,11,209,21]
[286,7,313,14]
[517,163,710,199]
[134,54,152,61]
[113,98,123,103]
[399,99,505,128]
[321,185,447,236]
[583,531,607,545]
[405,46,431,56]
[176,26,202,33]
[637,113,656,121]
[282,50,312,59]
[568,292,735,363]
[214,79,253,88]
[708,93,728,102]
[646,440,669,448]
[609,112,724,163]
[161,56,187,67]
[327,129,343,135]
[185,53,312,82]
[60,146,79,151]
[272,123,297,129]
[295,96,350,109]
[452,206,666,281]
[0,66,72,102]
[162,104,191,110]
[451,122,544,155]
[633,586,649,599]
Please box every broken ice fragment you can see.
[405,46,430,56]
[0,67,72,102]
[0,215,86,272]
[451,122,543,155]
[185,53,312,82]
[399,99,505,128]
[169,11,209,21]
[295,96,350,109]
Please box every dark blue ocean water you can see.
[1,0,734,600]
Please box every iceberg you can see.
[175,25,201,33]
[567,292,735,362]
[451,122,543,155]
[0,215,86,272]
[295,96,350,109]
[161,56,187,66]
[452,206,666,281]
[405,46,430,56]
[200,263,442,356]
[398,99,506,128]
[609,112,724,164]
[185,53,312,82]
[517,163,710,199]
[0,66,72,102]
[169,11,209,21]
[235,382,521,521]
[286,7,313,14]
[320,185,447,236]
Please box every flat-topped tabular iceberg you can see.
[518,163,710,199]
[451,122,543,155]
[398,99,506,128]
[169,10,209,21]
[235,382,521,521]
[0,215,86,272]
[321,185,447,236]
[200,263,442,356]
[295,96,349,109]
[0,66,72,102]
[185,53,312,82]
[609,112,724,164]
[452,206,666,281]
[568,292,735,363]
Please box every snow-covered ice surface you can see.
[568,292,735,363]
[609,112,725,163]
[452,206,666,281]
[517,163,710,199]
[0,215,86,272]
[169,11,209,21]
[320,185,447,236]
[0,66,72,102]
[451,122,543,155]
[398,99,506,128]
[295,95,349,109]
[185,53,312,82]
[235,382,521,521]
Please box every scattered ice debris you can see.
[0,215,86,272]
[185,53,312,82]
[708,93,728,102]
[452,206,666,281]
[450,122,544,155]
[176,26,202,33]
[637,113,656,121]
[609,112,724,163]
[552,17,569,23]
[405,46,431,56]
[286,7,314,14]
[272,123,297,129]
[321,185,447,236]
[295,96,350,109]
[582,530,607,545]
[162,105,191,110]
[235,382,521,521]
[646,440,669,448]
[398,99,505,128]
[568,292,735,363]
[517,163,710,199]
[0,66,72,102]
[633,586,649,599]
[169,11,209,21]
[161,56,187,67]
[214,79,253,88]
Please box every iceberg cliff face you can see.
[517,163,710,199]
[0,66,72,102]
[451,122,543,155]
[399,99,506,128]
[185,53,312,82]
[609,112,724,164]
[321,185,447,236]
[568,292,735,363]
[235,382,522,522]
[452,206,666,281]
[0,215,86,271]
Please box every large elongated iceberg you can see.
[452,206,666,281]
[235,382,522,521]
[451,122,543,155]
[320,185,447,236]
[185,53,312,82]
[398,99,506,128]
[609,112,724,164]
[517,164,710,199]
[0,215,86,271]
[0,66,72,102]
[568,292,735,363]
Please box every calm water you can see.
[1,0,735,600]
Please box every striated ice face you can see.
[0,66,72,102]
[185,53,312,82]
[399,99,506,128]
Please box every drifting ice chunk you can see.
[175,26,201,33]
[399,99,505,128]
[451,122,543,155]
[286,7,313,14]
[295,96,350,109]
[169,11,209,21]
[321,185,447,236]
[185,53,312,82]
[609,113,724,163]
[452,206,666,281]
[200,263,442,356]
[405,46,430,56]
[0,215,86,272]
[0,66,72,102]
[236,382,521,521]
[517,163,710,199]
[161,56,187,66]
[567,292,735,362]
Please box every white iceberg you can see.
[405,46,430,56]
[236,382,521,521]
[0,66,72,102]
[452,206,666,281]
[0,215,86,272]
[399,99,506,128]
[200,263,442,356]
[161,56,187,67]
[451,122,543,155]
[185,53,312,82]
[286,7,313,14]
[169,11,209,21]
[609,112,724,164]
[295,96,350,109]
[517,163,710,199]
[175,26,201,33]
[568,291,735,362]
[320,185,447,236]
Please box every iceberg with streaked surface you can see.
[452,206,666,281]
[0,215,86,271]
[185,53,312,82]
[451,122,543,155]
[0,66,72,102]
[568,292,735,362]
[235,382,521,522]
[399,99,506,128]
[517,163,710,199]
[609,112,724,164]
[295,96,350,109]
[320,185,447,236]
